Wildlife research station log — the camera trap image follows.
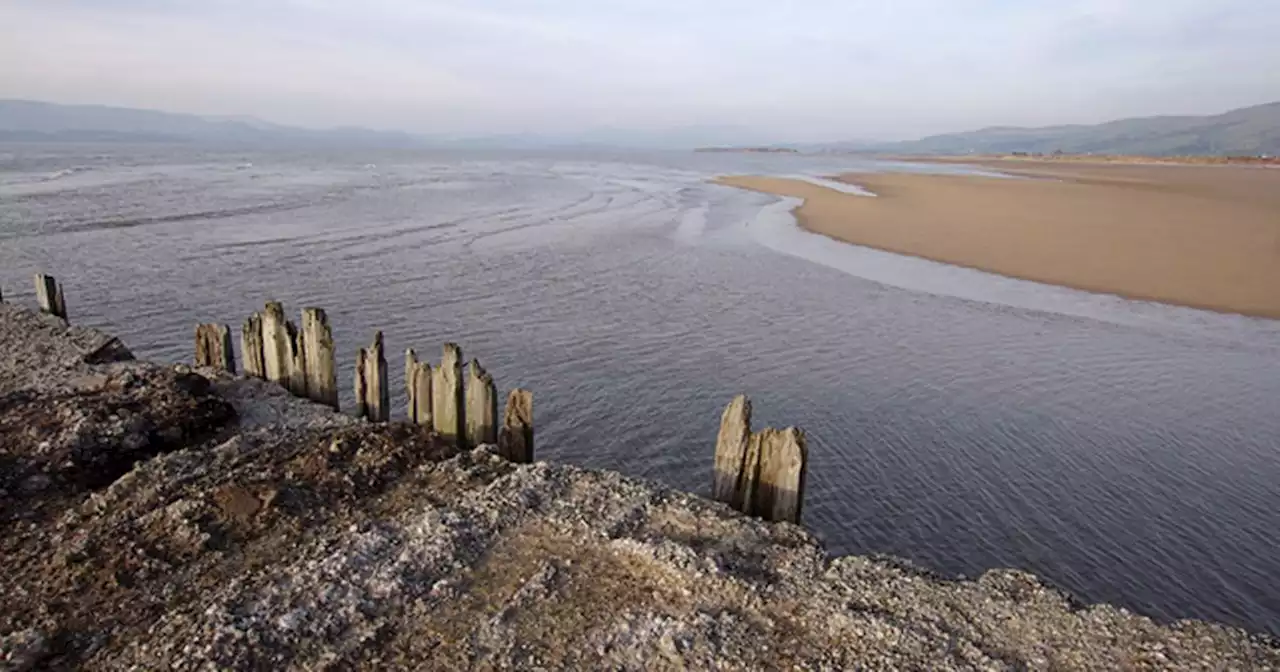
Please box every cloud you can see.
[1,0,1278,140]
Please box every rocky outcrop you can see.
[0,304,134,396]
[1,305,1276,670]
[0,364,235,522]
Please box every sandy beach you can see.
[717,162,1280,318]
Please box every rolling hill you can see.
[6,98,1279,156]
[870,101,1280,157]
[0,100,423,148]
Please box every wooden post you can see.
[405,349,416,421]
[405,349,433,426]
[194,323,236,373]
[498,389,534,464]
[373,332,389,421]
[241,313,266,379]
[355,347,369,420]
[356,331,388,422]
[465,359,498,447]
[739,431,765,517]
[33,274,68,321]
[260,301,293,387]
[431,343,464,445]
[757,427,807,524]
[288,324,308,399]
[712,395,753,510]
[301,308,338,410]
[711,395,807,524]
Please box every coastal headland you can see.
[716,161,1280,318]
[2,301,1278,668]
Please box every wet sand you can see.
[716,163,1280,318]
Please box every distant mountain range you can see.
[3,98,1278,156]
[0,100,425,148]
[0,99,767,150]
[852,101,1280,157]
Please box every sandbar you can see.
[716,162,1280,318]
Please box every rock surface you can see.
[1,304,1277,670]
[0,304,135,396]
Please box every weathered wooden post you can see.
[260,301,294,387]
[498,389,534,463]
[355,331,389,422]
[757,427,807,524]
[465,359,498,447]
[33,274,68,321]
[194,324,236,373]
[241,313,266,379]
[740,431,766,517]
[431,343,464,444]
[405,349,433,426]
[289,331,309,399]
[711,396,807,524]
[713,395,753,511]
[355,348,369,419]
[301,308,338,409]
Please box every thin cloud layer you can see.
[2,0,1277,141]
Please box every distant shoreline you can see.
[693,147,799,154]
[884,153,1280,168]
[715,163,1280,319]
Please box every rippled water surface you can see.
[3,144,1278,634]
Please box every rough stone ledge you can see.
[1,303,1277,670]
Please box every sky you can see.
[2,0,1279,142]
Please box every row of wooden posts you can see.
[8,273,804,523]
[195,301,535,463]
[201,305,807,522]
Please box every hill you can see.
[869,102,1280,157]
[8,98,1280,156]
[0,100,769,150]
[0,100,423,148]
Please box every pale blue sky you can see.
[2,0,1277,141]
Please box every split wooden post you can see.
[355,331,389,422]
[431,343,464,445]
[465,359,498,447]
[711,395,808,524]
[498,389,534,463]
[33,274,68,321]
[712,395,753,511]
[740,431,766,517]
[241,313,266,379]
[405,349,433,426]
[301,308,338,409]
[757,427,808,524]
[194,324,236,373]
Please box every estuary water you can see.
[2,144,1278,634]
